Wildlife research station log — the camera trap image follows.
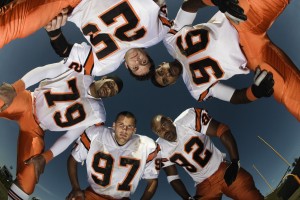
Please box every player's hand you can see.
[224,159,240,186]
[66,189,85,200]
[211,0,247,23]
[44,8,69,32]
[24,154,46,183]
[0,82,16,112]
[251,67,274,98]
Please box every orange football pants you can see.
[84,187,130,200]
[0,90,44,194]
[0,0,81,48]
[195,162,263,200]
[231,0,300,121]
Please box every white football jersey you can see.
[68,0,170,76]
[164,12,249,101]
[157,108,224,184]
[72,126,160,199]
[33,43,106,131]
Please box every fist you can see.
[251,67,274,98]
[224,160,240,186]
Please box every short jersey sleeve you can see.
[71,125,99,162]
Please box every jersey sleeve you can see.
[67,42,95,76]
[205,82,235,102]
[156,139,176,169]
[71,125,99,162]
[141,139,160,180]
[174,108,212,135]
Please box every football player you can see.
[151,108,264,200]
[152,0,300,121]
[66,111,160,200]
[0,42,123,200]
[0,0,246,79]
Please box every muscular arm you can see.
[206,119,239,161]
[163,165,193,200]
[21,61,67,89]
[66,155,85,200]
[47,28,73,57]
[140,179,158,200]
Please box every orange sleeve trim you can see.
[202,0,214,6]
[42,150,54,164]
[194,108,202,132]
[84,49,94,75]
[159,16,172,27]
[95,122,104,127]
[80,131,91,151]
[12,79,25,94]
[146,144,161,163]
[246,87,257,101]
[216,124,229,138]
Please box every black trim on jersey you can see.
[83,49,95,75]
[8,189,22,200]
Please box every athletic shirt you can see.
[72,126,160,199]
[157,108,224,184]
[68,0,170,76]
[33,43,106,131]
[163,12,249,101]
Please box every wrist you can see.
[47,28,62,40]
[246,86,258,101]
[12,80,25,94]
[231,159,240,167]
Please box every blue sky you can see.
[0,1,299,199]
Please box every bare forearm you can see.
[67,155,81,190]
[170,179,191,200]
[140,179,158,200]
[220,130,239,161]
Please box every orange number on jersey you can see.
[170,137,212,172]
[44,78,86,128]
[91,152,140,191]
[176,29,224,85]
[82,0,146,60]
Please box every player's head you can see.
[113,111,137,145]
[151,60,182,88]
[151,114,177,142]
[90,75,123,98]
[124,48,155,81]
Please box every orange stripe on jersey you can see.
[197,81,219,102]
[146,144,161,163]
[168,29,177,35]
[95,122,104,127]
[84,49,94,75]
[159,16,172,28]
[194,108,202,132]
[80,131,91,151]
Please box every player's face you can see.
[93,78,119,98]
[154,62,181,87]
[113,115,136,146]
[125,48,151,76]
[152,115,177,142]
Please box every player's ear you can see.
[112,122,116,130]
[124,62,129,69]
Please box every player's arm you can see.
[0,61,67,112]
[24,127,86,184]
[66,155,85,200]
[140,179,158,200]
[45,8,74,57]
[231,67,274,104]
[205,118,240,186]
[163,165,194,200]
